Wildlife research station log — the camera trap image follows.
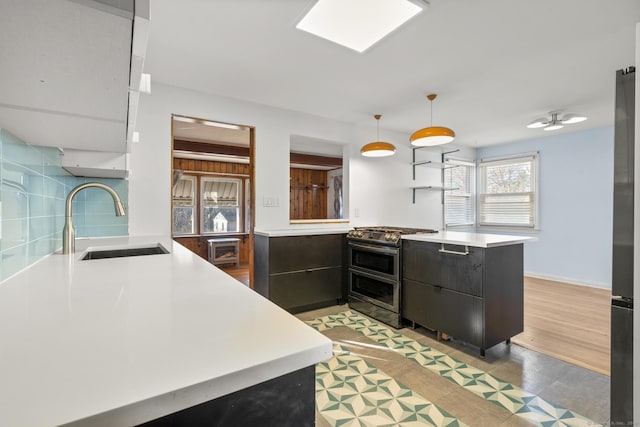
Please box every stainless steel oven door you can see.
[348,241,400,281]
[349,268,399,312]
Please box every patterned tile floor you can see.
[298,306,609,427]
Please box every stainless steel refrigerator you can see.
[611,66,635,424]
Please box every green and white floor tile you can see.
[307,311,600,427]
[317,343,466,427]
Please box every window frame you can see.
[172,173,197,236]
[200,176,243,235]
[477,152,539,230]
[443,158,476,228]
[172,173,249,237]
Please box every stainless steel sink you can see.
[81,243,169,260]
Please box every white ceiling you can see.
[173,116,250,146]
[145,0,640,148]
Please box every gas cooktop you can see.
[347,226,438,246]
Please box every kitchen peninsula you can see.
[402,231,533,356]
[0,236,331,426]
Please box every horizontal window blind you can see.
[444,160,475,226]
[172,176,195,206]
[201,177,241,233]
[202,179,239,206]
[478,154,537,228]
[172,175,196,235]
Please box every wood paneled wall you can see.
[290,167,328,220]
[173,158,250,175]
[173,157,250,265]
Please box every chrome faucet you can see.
[62,182,126,254]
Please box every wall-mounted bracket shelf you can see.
[411,186,459,203]
[411,147,461,203]
[411,160,459,169]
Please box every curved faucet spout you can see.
[62,182,126,254]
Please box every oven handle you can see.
[349,267,399,285]
[348,241,399,256]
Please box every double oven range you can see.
[347,226,438,328]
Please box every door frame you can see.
[170,114,256,288]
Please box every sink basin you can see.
[81,243,169,260]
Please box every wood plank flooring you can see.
[221,264,250,286]
[512,276,611,376]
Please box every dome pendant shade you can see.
[361,141,396,157]
[361,114,396,157]
[410,126,455,146]
[411,94,455,147]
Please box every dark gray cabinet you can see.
[402,240,524,356]
[254,233,345,313]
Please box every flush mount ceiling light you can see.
[410,94,455,147]
[526,112,587,131]
[296,0,424,53]
[361,114,396,157]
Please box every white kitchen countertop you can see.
[0,236,332,427]
[254,227,349,237]
[402,230,535,248]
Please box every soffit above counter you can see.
[0,0,149,159]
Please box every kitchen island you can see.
[0,236,332,426]
[402,231,533,356]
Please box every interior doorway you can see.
[170,114,255,287]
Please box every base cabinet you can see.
[270,267,343,311]
[254,234,346,313]
[140,365,315,427]
[402,240,523,356]
[403,279,483,347]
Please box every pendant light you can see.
[361,114,396,157]
[410,94,455,147]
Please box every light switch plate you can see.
[263,197,280,207]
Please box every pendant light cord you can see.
[374,114,382,140]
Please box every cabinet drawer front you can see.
[269,235,343,273]
[440,245,483,297]
[403,241,483,297]
[270,267,342,311]
[402,279,483,347]
[402,240,441,284]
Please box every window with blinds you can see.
[443,159,475,226]
[172,174,196,235]
[478,153,538,228]
[201,177,241,233]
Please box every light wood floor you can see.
[512,276,611,376]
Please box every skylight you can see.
[296,0,424,53]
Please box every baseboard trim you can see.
[524,272,611,291]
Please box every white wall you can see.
[477,126,614,289]
[348,127,476,230]
[129,83,449,235]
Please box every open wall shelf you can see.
[411,148,460,204]
[411,160,459,169]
